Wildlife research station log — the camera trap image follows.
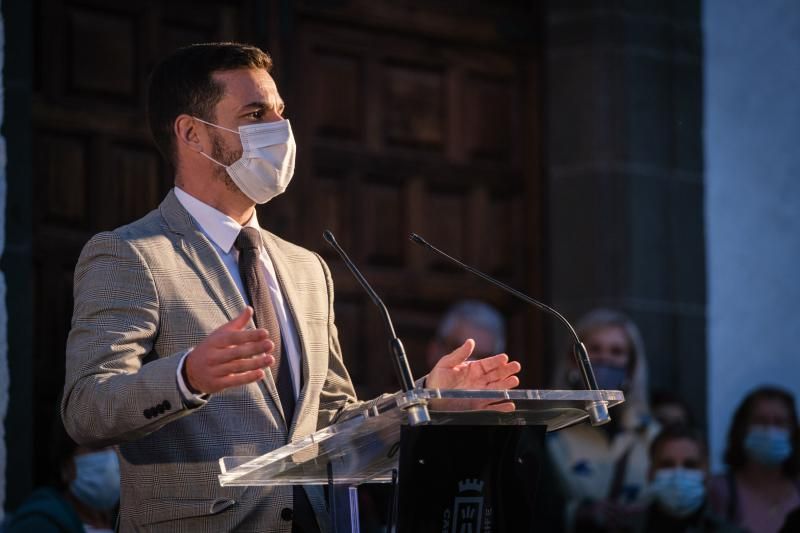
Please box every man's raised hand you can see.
[184,307,275,394]
[426,338,521,391]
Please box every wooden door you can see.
[267,2,545,399]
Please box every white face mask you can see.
[194,117,296,204]
[70,449,120,511]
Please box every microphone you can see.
[409,232,611,426]
[323,230,430,425]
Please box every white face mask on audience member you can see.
[70,449,121,511]
[650,467,705,518]
[744,425,793,466]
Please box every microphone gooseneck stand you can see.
[323,230,430,426]
[409,232,610,426]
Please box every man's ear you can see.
[174,114,204,153]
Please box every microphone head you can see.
[322,230,336,246]
[409,233,426,246]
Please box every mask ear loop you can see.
[192,116,241,135]
[192,117,241,168]
[198,150,228,168]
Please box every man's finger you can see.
[214,353,274,377]
[211,339,274,365]
[480,360,521,384]
[489,375,520,390]
[217,306,254,333]
[476,353,510,373]
[212,327,269,349]
[436,339,475,367]
[217,369,265,389]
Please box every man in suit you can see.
[61,43,521,532]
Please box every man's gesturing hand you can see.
[184,307,275,394]
[426,339,521,391]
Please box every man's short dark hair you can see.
[146,42,273,171]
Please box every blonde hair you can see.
[551,308,651,423]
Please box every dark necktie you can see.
[234,227,296,424]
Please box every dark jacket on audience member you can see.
[631,502,745,533]
[3,487,85,533]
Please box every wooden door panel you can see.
[382,64,445,150]
[311,51,363,141]
[67,6,139,101]
[290,6,543,390]
[38,132,89,225]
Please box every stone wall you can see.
[544,2,706,422]
[705,0,800,470]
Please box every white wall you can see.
[704,0,800,471]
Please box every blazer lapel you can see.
[262,232,320,439]
[160,190,247,322]
[159,190,283,414]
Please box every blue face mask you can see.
[70,449,120,511]
[650,468,705,518]
[592,363,628,391]
[744,426,793,466]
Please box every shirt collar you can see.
[174,187,261,253]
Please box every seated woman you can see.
[709,386,800,533]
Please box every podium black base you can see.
[397,424,546,533]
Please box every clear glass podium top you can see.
[218,388,623,487]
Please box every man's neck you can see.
[174,178,255,225]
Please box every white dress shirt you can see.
[174,187,303,403]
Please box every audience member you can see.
[426,299,506,368]
[651,389,694,428]
[631,425,744,532]
[709,386,800,533]
[548,308,659,532]
[4,422,118,532]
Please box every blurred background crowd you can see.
[428,303,800,533]
[7,302,799,532]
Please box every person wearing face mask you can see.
[630,426,744,533]
[547,308,660,532]
[708,386,800,533]
[60,42,522,532]
[4,422,118,533]
[425,299,507,370]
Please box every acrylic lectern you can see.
[218,388,624,532]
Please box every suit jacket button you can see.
[280,507,293,521]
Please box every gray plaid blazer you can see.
[62,189,359,532]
